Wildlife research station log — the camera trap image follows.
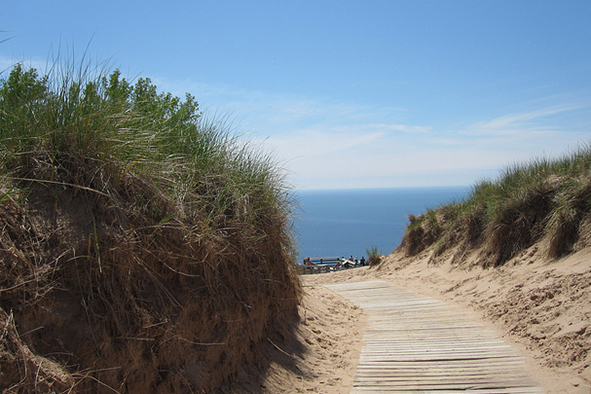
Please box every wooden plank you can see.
[351,388,542,394]
[325,280,541,393]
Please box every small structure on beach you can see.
[298,256,358,274]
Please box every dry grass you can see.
[0,63,302,393]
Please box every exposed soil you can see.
[0,181,302,393]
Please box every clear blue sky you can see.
[2,1,591,189]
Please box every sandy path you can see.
[299,247,591,394]
[257,284,367,393]
[260,246,591,393]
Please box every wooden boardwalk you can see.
[325,280,542,393]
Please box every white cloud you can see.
[375,123,431,134]
[270,104,591,189]
[464,104,590,137]
[263,128,386,158]
[155,78,591,189]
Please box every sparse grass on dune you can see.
[398,144,591,267]
[0,62,301,393]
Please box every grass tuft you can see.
[366,245,383,265]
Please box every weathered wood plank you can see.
[325,280,541,393]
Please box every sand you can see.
[264,245,591,393]
[255,285,366,393]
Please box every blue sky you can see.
[2,1,591,189]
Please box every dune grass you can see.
[365,245,382,265]
[398,144,591,267]
[0,62,294,230]
[0,62,301,392]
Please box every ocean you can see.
[292,186,470,263]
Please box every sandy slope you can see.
[270,246,591,394]
[257,285,367,393]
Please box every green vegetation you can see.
[366,245,382,265]
[0,63,286,212]
[0,62,301,392]
[0,62,295,247]
[398,145,591,267]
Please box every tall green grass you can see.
[399,144,591,266]
[0,62,295,241]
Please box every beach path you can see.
[325,280,542,393]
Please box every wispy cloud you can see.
[280,102,591,188]
[158,78,410,132]
[464,104,590,137]
[373,123,431,134]
[157,78,591,189]
[261,128,386,158]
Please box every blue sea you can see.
[292,186,471,263]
